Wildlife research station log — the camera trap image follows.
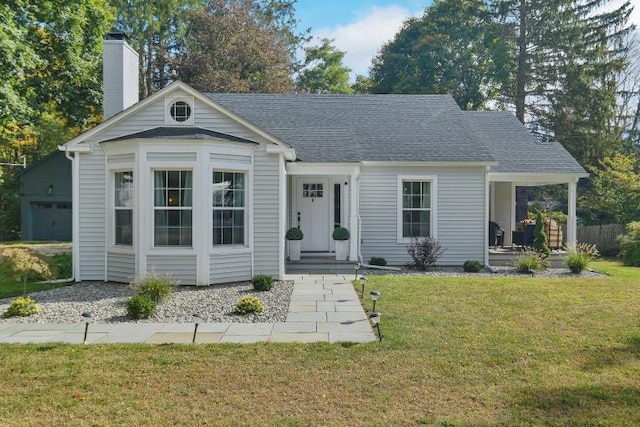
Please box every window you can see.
[303,183,323,198]
[170,101,191,122]
[154,170,192,246]
[213,171,245,245]
[115,171,133,246]
[400,179,433,239]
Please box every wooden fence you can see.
[577,224,625,254]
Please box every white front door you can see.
[295,177,330,252]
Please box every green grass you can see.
[0,260,639,426]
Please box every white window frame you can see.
[397,175,438,243]
[212,169,248,247]
[152,169,194,248]
[114,170,134,247]
[164,96,195,126]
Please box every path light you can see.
[81,311,94,344]
[192,313,203,344]
[354,263,361,280]
[360,275,367,298]
[370,312,382,341]
[370,290,380,312]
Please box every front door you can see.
[295,177,330,252]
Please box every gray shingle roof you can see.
[102,126,258,144]
[207,93,495,163]
[464,112,587,174]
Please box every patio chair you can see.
[488,221,504,248]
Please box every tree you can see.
[352,75,374,94]
[490,0,633,167]
[296,39,353,94]
[0,0,114,165]
[370,0,513,110]
[533,211,551,257]
[177,0,294,93]
[579,153,640,225]
[110,0,203,98]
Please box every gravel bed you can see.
[0,280,294,324]
[360,265,605,278]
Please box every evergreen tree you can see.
[533,211,551,258]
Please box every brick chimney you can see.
[103,32,139,119]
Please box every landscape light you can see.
[81,311,94,344]
[360,275,367,298]
[354,263,361,280]
[192,313,203,344]
[370,290,380,312]
[369,312,382,341]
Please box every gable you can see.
[61,82,286,151]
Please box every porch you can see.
[286,253,359,275]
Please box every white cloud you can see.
[313,5,420,79]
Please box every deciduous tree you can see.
[296,39,353,94]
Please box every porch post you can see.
[567,179,578,249]
[349,169,359,262]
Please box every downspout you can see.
[484,165,491,270]
[61,148,78,282]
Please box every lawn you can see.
[0,260,639,426]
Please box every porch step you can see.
[489,250,566,268]
[286,256,358,274]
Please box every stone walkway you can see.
[0,275,376,344]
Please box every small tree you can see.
[533,211,551,258]
[1,248,51,296]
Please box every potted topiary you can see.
[332,227,350,261]
[286,227,303,261]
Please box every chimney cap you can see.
[106,31,131,44]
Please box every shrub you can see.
[235,295,265,315]
[3,296,42,318]
[332,227,350,240]
[2,247,51,296]
[516,251,549,273]
[617,222,640,267]
[126,294,157,319]
[576,242,600,259]
[133,274,174,303]
[463,260,483,273]
[50,253,72,279]
[533,211,551,258]
[285,227,304,240]
[565,251,590,273]
[407,237,444,270]
[252,275,273,291]
[369,257,387,266]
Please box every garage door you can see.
[31,202,72,241]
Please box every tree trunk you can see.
[515,0,527,124]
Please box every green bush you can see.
[332,227,350,240]
[463,260,483,273]
[407,237,444,270]
[565,251,590,273]
[516,251,549,273]
[369,257,387,266]
[533,211,551,258]
[3,296,42,318]
[133,274,174,303]
[126,294,157,319]
[285,227,304,240]
[252,275,273,291]
[234,295,265,315]
[618,222,640,267]
[50,253,72,279]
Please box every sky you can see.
[294,0,640,81]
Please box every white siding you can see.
[209,253,252,284]
[147,254,197,285]
[194,98,271,143]
[359,166,486,266]
[253,147,281,276]
[107,252,135,283]
[77,150,106,280]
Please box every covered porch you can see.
[285,163,360,265]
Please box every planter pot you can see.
[334,240,349,261]
[289,240,301,261]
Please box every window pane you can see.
[212,171,246,246]
[115,172,133,208]
[115,210,132,245]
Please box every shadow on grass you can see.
[511,385,640,424]
[581,335,640,371]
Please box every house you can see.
[17,151,72,241]
[59,34,587,285]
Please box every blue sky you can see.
[295,1,434,79]
[294,0,639,81]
